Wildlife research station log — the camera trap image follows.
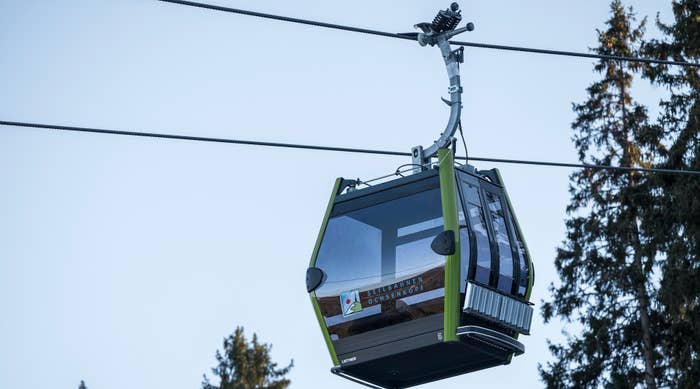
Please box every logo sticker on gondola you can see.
[340,290,363,317]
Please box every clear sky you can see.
[0,1,673,388]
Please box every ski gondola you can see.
[306,152,534,388]
[305,4,534,388]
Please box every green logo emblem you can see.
[340,290,362,317]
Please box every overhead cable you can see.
[160,0,412,41]
[2,120,699,176]
[158,0,700,68]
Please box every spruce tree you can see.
[643,1,700,386]
[539,2,661,387]
[201,327,293,389]
[78,380,87,389]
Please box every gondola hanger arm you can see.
[408,3,475,173]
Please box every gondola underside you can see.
[333,324,524,389]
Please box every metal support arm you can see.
[410,3,474,172]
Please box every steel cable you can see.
[159,0,700,68]
[2,120,699,176]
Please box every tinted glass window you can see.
[498,197,530,297]
[513,226,529,297]
[316,216,382,292]
[314,188,445,340]
[486,191,515,293]
[456,191,469,292]
[459,228,471,292]
[461,182,491,285]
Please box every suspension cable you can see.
[2,120,698,176]
[158,0,700,68]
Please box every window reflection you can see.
[461,181,491,285]
[514,227,530,297]
[486,192,514,293]
[314,187,446,339]
[316,216,382,295]
[396,236,444,277]
[459,228,471,291]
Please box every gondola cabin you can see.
[306,150,534,388]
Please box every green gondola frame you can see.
[306,149,535,389]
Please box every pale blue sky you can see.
[0,1,672,388]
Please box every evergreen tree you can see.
[539,2,662,387]
[643,1,700,386]
[78,380,87,389]
[201,327,293,389]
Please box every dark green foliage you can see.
[78,380,87,389]
[643,1,700,387]
[539,2,661,387]
[202,327,293,389]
